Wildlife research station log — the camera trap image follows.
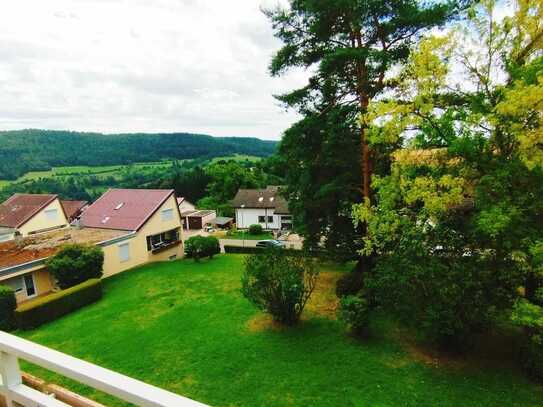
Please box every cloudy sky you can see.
[0,0,306,140]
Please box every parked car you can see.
[256,240,285,249]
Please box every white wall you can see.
[235,208,281,230]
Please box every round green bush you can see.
[185,236,221,261]
[338,294,370,335]
[46,244,104,289]
[0,285,16,331]
[248,224,263,235]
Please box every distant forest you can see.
[0,129,278,179]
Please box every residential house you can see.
[60,200,89,223]
[0,194,70,242]
[0,228,130,303]
[79,189,184,278]
[232,186,292,231]
[0,189,185,304]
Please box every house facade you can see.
[232,186,292,231]
[0,194,70,241]
[0,189,185,304]
[79,189,185,278]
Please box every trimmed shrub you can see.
[248,224,263,235]
[46,244,104,289]
[336,272,364,298]
[0,285,16,331]
[185,236,221,261]
[338,294,370,335]
[15,279,102,330]
[242,247,318,325]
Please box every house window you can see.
[161,208,174,221]
[258,216,265,223]
[118,243,130,262]
[146,229,180,251]
[268,216,273,223]
[5,274,36,297]
[44,208,59,220]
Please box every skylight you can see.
[258,197,264,202]
[269,197,274,202]
[101,216,110,224]
[114,203,124,210]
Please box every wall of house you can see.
[101,195,184,278]
[18,199,68,237]
[0,267,54,304]
[235,208,281,230]
[178,201,195,212]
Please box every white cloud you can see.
[0,0,304,140]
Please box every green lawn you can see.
[18,255,543,406]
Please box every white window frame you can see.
[161,208,174,221]
[23,274,37,298]
[118,242,130,263]
[44,208,59,221]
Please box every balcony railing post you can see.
[0,351,22,406]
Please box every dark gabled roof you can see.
[231,186,290,214]
[0,194,59,228]
[60,200,88,221]
[79,189,175,231]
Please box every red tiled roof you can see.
[80,189,175,231]
[0,194,58,228]
[60,200,88,222]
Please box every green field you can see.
[0,155,262,191]
[17,255,543,406]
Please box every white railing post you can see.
[0,351,22,406]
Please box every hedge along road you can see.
[218,239,302,251]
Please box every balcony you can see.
[0,331,207,407]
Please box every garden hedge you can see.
[15,279,103,330]
[0,285,16,331]
[224,245,327,257]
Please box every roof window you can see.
[114,203,124,210]
[101,216,110,224]
[258,197,264,202]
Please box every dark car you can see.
[255,240,286,249]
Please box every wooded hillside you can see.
[0,129,277,179]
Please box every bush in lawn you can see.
[185,236,220,261]
[241,247,318,325]
[338,294,370,336]
[512,298,543,381]
[15,279,102,330]
[46,244,104,289]
[202,236,220,259]
[0,285,16,331]
[248,224,263,235]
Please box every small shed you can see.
[182,210,217,230]
[211,217,233,229]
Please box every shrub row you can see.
[15,279,102,330]
[0,285,16,331]
[224,245,328,257]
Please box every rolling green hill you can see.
[0,129,277,180]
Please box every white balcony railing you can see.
[0,331,208,407]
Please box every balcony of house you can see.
[146,229,181,255]
[0,331,206,407]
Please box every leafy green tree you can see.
[354,0,543,347]
[47,245,104,289]
[185,236,221,261]
[266,0,461,259]
[241,248,318,325]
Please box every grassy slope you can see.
[18,255,543,407]
[0,155,262,190]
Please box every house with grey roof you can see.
[231,186,292,231]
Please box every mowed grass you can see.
[18,255,543,406]
[217,231,274,240]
